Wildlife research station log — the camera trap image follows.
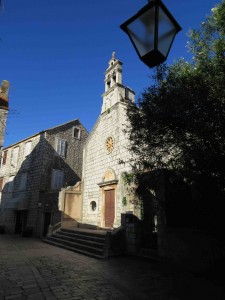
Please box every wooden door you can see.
[105,189,115,228]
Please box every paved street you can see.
[0,235,224,300]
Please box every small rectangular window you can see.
[11,147,19,167]
[56,139,67,156]
[2,150,7,165]
[73,127,81,139]
[125,88,129,100]
[24,141,32,157]
[19,173,27,191]
[0,177,3,192]
[51,169,64,190]
[8,175,15,193]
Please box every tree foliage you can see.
[127,0,225,196]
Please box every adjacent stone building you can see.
[0,119,88,236]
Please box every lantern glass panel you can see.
[126,6,155,57]
[158,6,177,57]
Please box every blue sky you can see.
[0,0,219,147]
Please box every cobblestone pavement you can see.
[0,235,224,300]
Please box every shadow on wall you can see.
[0,135,80,236]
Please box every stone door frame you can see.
[98,169,118,228]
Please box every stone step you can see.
[43,239,104,259]
[44,228,109,259]
[46,235,105,256]
[53,232,105,249]
[61,227,107,239]
[57,229,106,243]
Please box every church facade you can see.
[81,53,140,229]
[0,54,142,240]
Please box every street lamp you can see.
[120,0,181,68]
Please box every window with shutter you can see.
[51,169,64,190]
[24,141,32,157]
[2,150,8,165]
[56,139,67,157]
[11,147,19,167]
[0,177,3,192]
[19,173,27,191]
[8,175,15,192]
[73,127,81,139]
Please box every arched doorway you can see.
[98,168,118,228]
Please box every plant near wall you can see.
[122,196,127,207]
[126,0,225,232]
[121,172,140,208]
[127,0,225,189]
[122,172,135,186]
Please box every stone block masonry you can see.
[82,103,134,227]
[81,54,140,230]
[0,119,88,236]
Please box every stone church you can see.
[58,53,141,233]
[47,54,225,266]
[53,53,142,257]
[1,54,145,257]
[81,52,139,229]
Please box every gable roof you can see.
[3,119,86,150]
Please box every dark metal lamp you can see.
[120,0,182,68]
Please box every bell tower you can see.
[81,54,139,230]
[101,52,135,113]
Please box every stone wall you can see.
[82,102,140,228]
[122,213,141,253]
[0,134,41,233]
[46,120,88,180]
[0,109,8,149]
[0,120,88,236]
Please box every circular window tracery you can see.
[106,137,114,153]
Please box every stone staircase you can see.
[44,228,110,259]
